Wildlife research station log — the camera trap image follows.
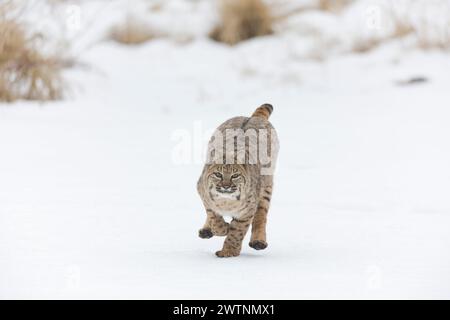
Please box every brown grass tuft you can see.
[109,18,157,45]
[0,16,67,102]
[210,0,273,45]
[351,34,384,54]
[318,0,353,13]
[388,8,416,40]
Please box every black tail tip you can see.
[261,103,273,114]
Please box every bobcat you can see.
[197,104,279,257]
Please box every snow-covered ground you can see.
[1,0,450,299]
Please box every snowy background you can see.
[1,0,450,299]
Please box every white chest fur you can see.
[216,210,243,219]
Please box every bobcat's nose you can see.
[222,184,231,190]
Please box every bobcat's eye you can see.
[213,172,223,179]
[231,173,240,179]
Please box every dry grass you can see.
[351,8,413,54]
[416,33,450,50]
[109,18,157,45]
[390,13,415,39]
[210,0,273,45]
[414,18,450,50]
[0,12,67,102]
[351,3,450,54]
[318,0,354,13]
[351,36,382,54]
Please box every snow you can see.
[1,0,450,299]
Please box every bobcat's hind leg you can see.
[199,209,229,239]
[249,186,272,250]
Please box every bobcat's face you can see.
[207,164,246,199]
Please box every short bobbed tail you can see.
[251,103,273,120]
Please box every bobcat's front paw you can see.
[215,248,240,258]
[198,228,213,239]
[249,240,268,250]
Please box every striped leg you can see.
[199,209,229,239]
[249,186,272,250]
[216,217,252,258]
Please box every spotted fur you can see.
[197,104,279,257]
